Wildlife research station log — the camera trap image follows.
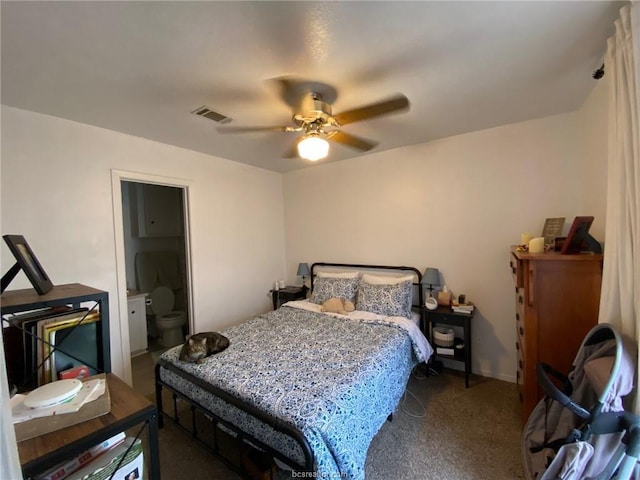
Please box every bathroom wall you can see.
[121,181,188,313]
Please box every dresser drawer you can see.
[516,344,524,403]
[516,320,525,356]
[515,283,526,406]
[515,288,526,349]
[510,253,525,288]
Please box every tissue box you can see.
[58,365,90,380]
[437,291,452,306]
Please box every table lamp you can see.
[421,267,441,310]
[297,262,310,292]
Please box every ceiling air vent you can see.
[191,106,232,124]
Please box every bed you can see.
[155,262,433,479]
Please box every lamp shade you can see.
[297,135,329,161]
[421,268,441,286]
[297,263,310,277]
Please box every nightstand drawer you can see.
[428,311,467,327]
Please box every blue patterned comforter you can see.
[159,305,428,479]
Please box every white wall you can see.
[282,81,609,382]
[1,77,609,385]
[1,106,286,382]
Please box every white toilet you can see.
[150,286,186,348]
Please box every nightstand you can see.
[271,286,307,309]
[424,305,473,388]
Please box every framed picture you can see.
[560,216,601,254]
[541,217,565,245]
[42,310,100,383]
[2,234,53,295]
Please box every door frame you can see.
[111,169,194,385]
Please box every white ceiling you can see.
[1,1,625,173]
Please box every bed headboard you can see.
[310,262,424,311]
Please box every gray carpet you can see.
[151,369,525,480]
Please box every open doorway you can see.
[112,173,192,396]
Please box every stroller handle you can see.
[591,410,640,456]
[537,362,591,420]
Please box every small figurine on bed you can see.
[179,332,230,364]
[321,297,355,315]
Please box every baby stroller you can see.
[523,323,640,480]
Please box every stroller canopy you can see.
[523,323,638,480]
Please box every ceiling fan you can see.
[216,78,410,161]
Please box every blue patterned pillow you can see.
[357,279,413,318]
[310,276,359,304]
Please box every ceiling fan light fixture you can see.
[297,134,329,161]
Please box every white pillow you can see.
[316,270,360,279]
[361,273,414,285]
[356,279,414,318]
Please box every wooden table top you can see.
[18,373,155,466]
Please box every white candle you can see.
[521,232,534,245]
[529,237,545,253]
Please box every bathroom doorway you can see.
[116,177,192,396]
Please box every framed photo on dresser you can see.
[541,217,565,245]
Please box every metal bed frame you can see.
[155,362,314,477]
[155,262,424,478]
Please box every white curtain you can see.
[599,1,640,402]
[0,328,22,479]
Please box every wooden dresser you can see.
[509,246,603,424]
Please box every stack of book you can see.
[37,435,144,480]
[37,431,128,480]
[451,301,475,314]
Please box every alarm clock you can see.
[425,296,438,310]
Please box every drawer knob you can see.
[519,360,523,369]
[519,326,524,336]
[515,342,519,350]
[516,313,519,321]
[519,295,524,304]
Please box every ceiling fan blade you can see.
[267,76,338,108]
[326,130,378,151]
[333,94,410,126]
[270,76,301,108]
[216,125,293,134]
[283,142,300,158]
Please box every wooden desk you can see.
[18,373,160,479]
